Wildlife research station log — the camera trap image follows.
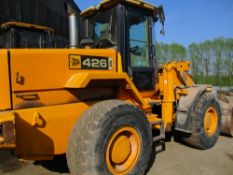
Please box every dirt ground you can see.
[0,136,232,175]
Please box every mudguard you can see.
[175,85,213,133]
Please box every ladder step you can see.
[153,135,165,142]
[151,119,165,142]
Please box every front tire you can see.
[67,100,152,175]
[183,92,222,149]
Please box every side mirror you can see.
[158,5,165,35]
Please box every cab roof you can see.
[81,0,160,17]
[1,22,54,32]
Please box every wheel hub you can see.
[106,127,141,175]
[204,107,218,137]
[111,135,131,164]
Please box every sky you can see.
[74,0,233,46]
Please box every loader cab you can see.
[82,0,164,90]
[0,22,55,48]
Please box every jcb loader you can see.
[0,0,222,174]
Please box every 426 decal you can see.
[69,55,113,70]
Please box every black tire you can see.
[67,100,152,175]
[182,92,221,149]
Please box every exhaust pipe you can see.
[65,2,79,48]
[69,15,78,48]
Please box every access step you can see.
[151,119,165,142]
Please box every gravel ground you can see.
[0,136,232,175]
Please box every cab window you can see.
[129,15,150,67]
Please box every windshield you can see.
[86,8,117,46]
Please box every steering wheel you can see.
[130,46,141,56]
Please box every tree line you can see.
[155,38,233,86]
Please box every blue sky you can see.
[74,0,233,46]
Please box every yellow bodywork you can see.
[0,50,11,110]
[0,46,193,160]
[0,48,118,159]
[81,0,159,17]
[1,21,54,32]
[0,0,192,157]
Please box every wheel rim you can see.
[105,127,141,175]
[204,107,218,137]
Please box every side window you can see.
[14,28,54,48]
[129,15,149,67]
[43,32,55,48]
[16,28,41,48]
[3,30,11,48]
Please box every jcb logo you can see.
[69,55,81,69]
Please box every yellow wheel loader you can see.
[0,0,222,175]
[0,22,55,48]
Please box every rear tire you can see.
[67,100,152,175]
[182,92,221,149]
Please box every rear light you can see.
[0,123,16,148]
[2,122,15,144]
[0,113,16,148]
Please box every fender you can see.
[175,85,213,133]
[64,72,150,109]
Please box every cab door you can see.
[126,7,155,90]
